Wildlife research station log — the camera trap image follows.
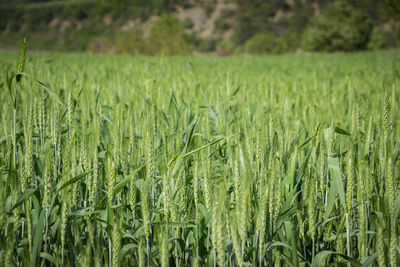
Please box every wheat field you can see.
[0,44,399,266]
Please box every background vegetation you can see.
[1,0,400,55]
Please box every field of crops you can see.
[0,45,399,266]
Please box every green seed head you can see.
[16,38,27,84]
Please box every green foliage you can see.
[146,14,192,55]
[231,0,273,45]
[215,9,234,33]
[379,0,400,19]
[244,32,288,54]
[0,45,399,266]
[197,37,217,52]
[367,27,389,50]
[216,39,236,52]
[302,1,373,52]
[88,16,192,55]
[0,0,400,54]
[215,18,230,32]
[113,28,147,55]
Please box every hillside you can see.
[1,0,399,54]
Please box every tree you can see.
[302,1,373,52]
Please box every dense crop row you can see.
[0,44,399,266]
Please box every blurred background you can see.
[1,0,399,55]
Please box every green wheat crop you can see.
[0,44,399,266]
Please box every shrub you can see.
[197,38,218,52]
[216,39,236,52]
[302,1,373,52]
[367,27,389,50]
[113,26,147,55]
[146,14,192,55]
[231,2,273,45]
[215,18,230,32]
[244,32,288,54]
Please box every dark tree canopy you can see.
[302,1,373,52]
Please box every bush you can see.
[115,28,147,55]
[197,38,217,52]
[146,14,192,55]
[215,18,230,32]
[244,32,288,54]
[88,15,194,55]
[367,27,389,50]
[216,39,236,53]
[302,1,373,52]
[231,2,273,45]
